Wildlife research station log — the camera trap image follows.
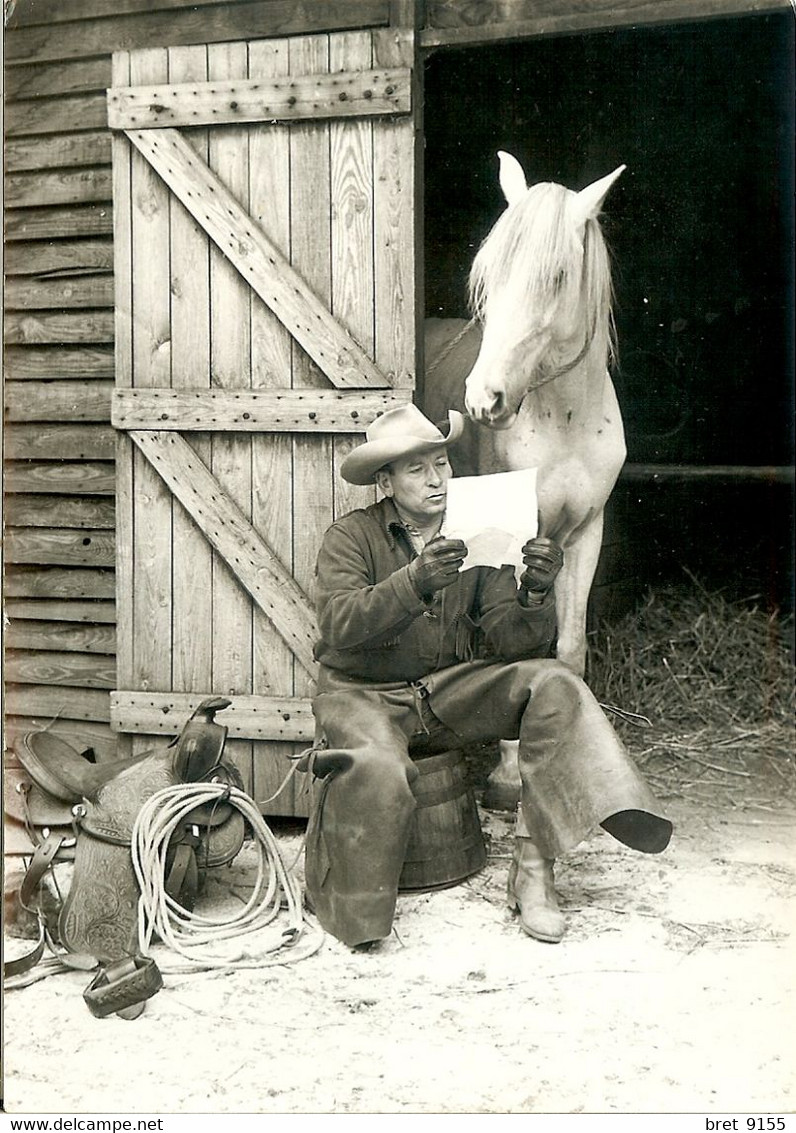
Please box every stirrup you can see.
[83,955,163,1020]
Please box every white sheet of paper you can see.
[441,468,538,584]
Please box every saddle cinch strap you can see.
[4,698,245,1017]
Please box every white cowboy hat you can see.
[340,403,465,485]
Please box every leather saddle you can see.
[4,697,245,1016]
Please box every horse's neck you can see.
[528,336,613,423]
[536,361,604,420]
[479,343,617,473]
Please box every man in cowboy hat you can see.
[305,404,671,949]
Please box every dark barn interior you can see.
[423,12,795,615]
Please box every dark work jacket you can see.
[313,497,557,685]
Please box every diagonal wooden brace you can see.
[130,430,319,678]
[125,127,391,391]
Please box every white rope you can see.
[131,782,323,969]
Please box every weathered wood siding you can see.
[4,37,117,759]
[420,0,791,45]
[108,27,416,815]
[3,0,392,766]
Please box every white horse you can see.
[424,152,627,809]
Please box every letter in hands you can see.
[519,537,564,606]
[409,537,468,600]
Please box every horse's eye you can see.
[553,270,567,294]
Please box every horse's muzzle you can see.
[464,364,523,427]
[465,392,518,430]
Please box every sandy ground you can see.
[3,764,795,1117]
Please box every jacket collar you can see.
[378,497,407,550]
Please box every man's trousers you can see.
[305,659,672,947]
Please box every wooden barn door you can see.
[108,29,418,815]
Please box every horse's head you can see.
[464,152,625,428]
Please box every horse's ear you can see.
[497,151,528,207]
[575,164,626,221]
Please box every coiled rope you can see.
[131,782,323,971]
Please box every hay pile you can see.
[588,577,795,809]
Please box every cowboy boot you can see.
[507,836,565,943]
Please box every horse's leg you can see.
[553,512,605,678]
[481,512,606,812]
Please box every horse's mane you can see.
[468,181,616,363]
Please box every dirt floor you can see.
[3,751,795,1117]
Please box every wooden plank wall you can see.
[110,27,415,814]
[4,40,118,760]
[3,0,391,764]
[421,0,791,45]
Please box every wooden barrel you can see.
[399,748,486,891]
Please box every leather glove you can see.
[408,537,468,599]
[519,537,563,602]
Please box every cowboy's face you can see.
[376,449,453,526]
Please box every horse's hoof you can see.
[481,781,521,812]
